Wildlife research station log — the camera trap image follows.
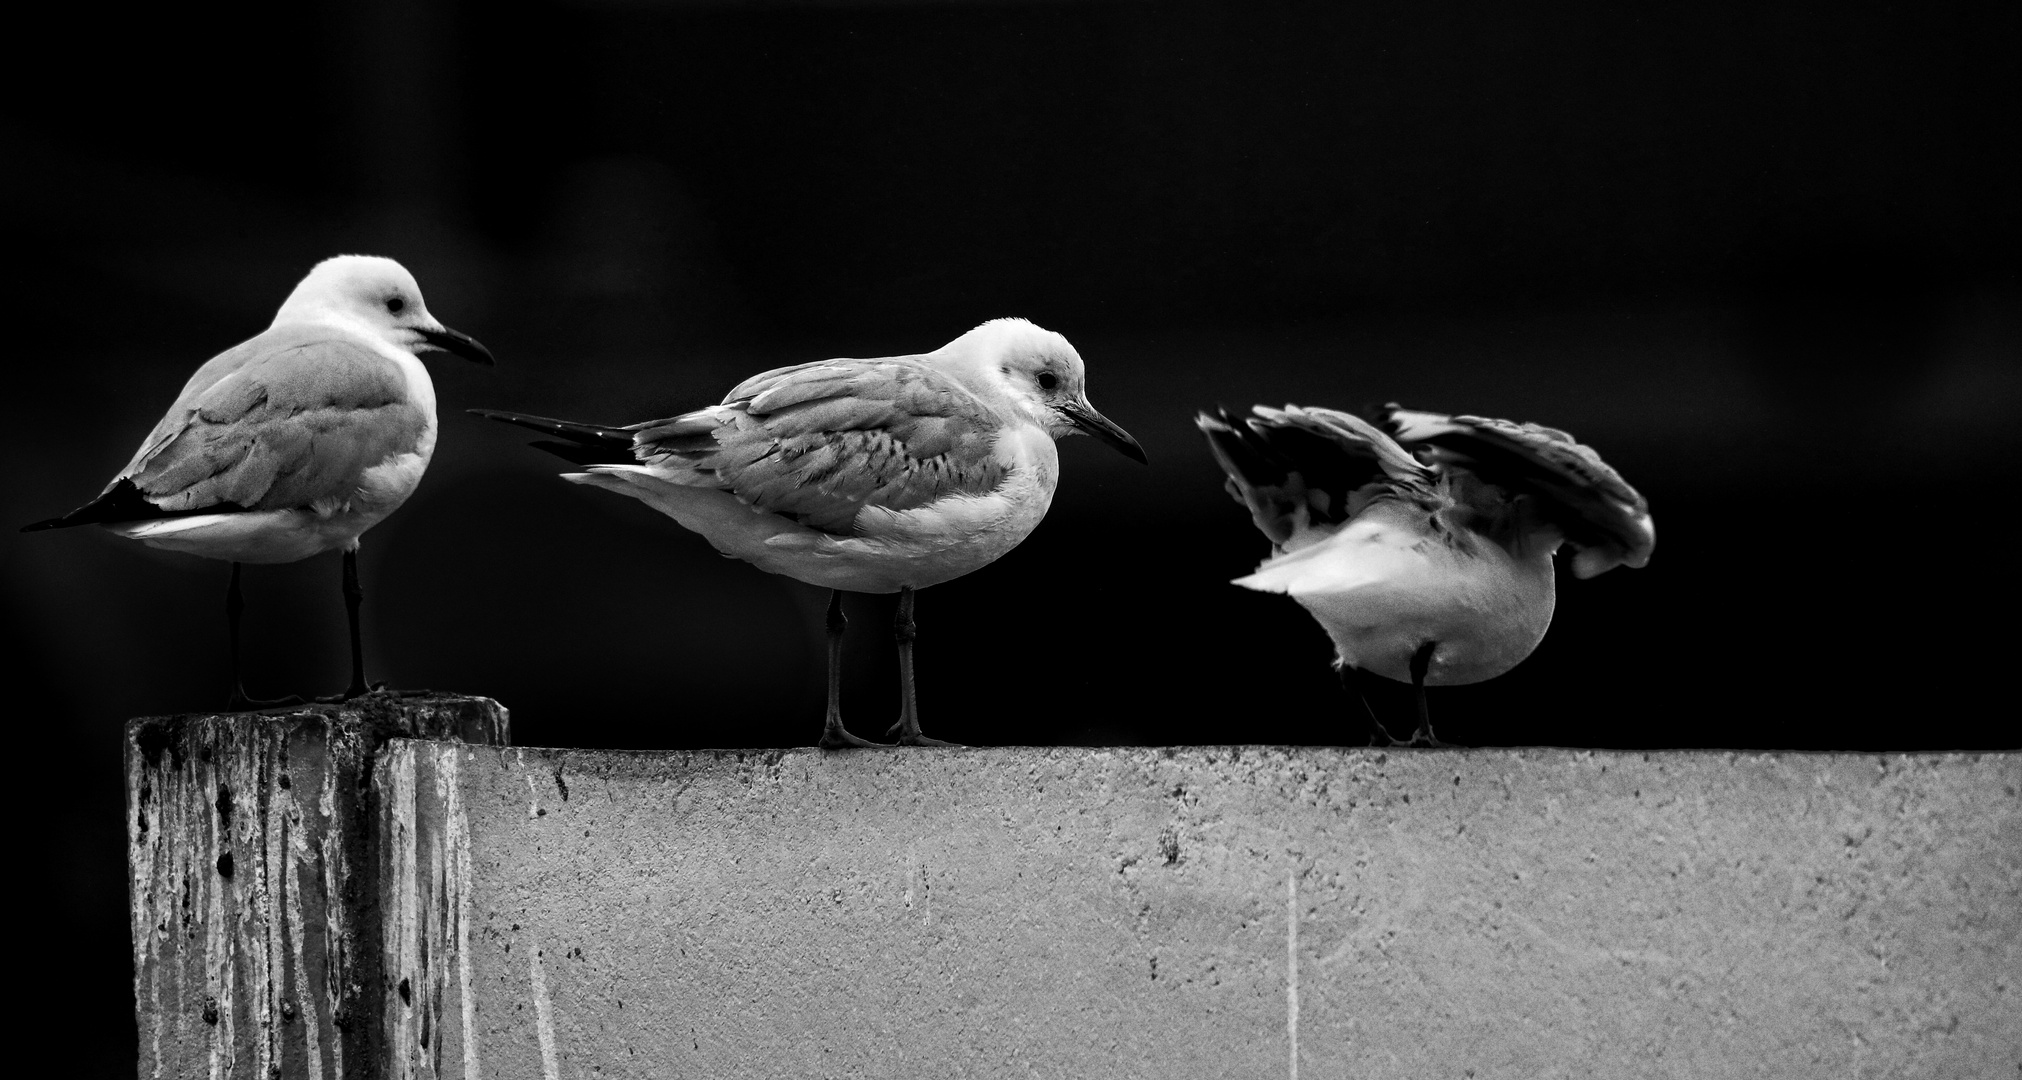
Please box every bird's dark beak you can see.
[1060,400,1148,464]
[415,324,495,366]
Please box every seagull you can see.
[474,317,1146,748]
[23,255,494,708]
[1197,403,1654,746]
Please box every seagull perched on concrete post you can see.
[475,317,1146,747]
[23,255,494,707]
[1198,403,1654,746]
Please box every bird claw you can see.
[1404,726,1455,749]
[884,719,960,747]
[819,718,891,750]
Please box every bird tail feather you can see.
[1233,522,1416,597]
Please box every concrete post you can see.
[126,694,508,1080]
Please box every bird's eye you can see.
[1037,371,1059,391]
[386,296,405,313]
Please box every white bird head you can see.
[273,255,494,365]
[935,318,1146,463]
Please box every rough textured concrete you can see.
[127,694,509,1080]
[374,745,2020,1080]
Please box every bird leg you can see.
[1406,641,1449,748]
[224,563,302,711]
[1337,664,1402,747]
[341,547,374,698]
[818,590,887,748]
[312,547,379,704]
[887,586,956,747]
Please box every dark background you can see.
[3,2,2016,1074]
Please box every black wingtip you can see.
[469,408,637,465]
[20,478,249,532]
[468,407,625,438]
[22,481,146,532]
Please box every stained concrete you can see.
[126,694,509,1080]
[374,745,2020,1080]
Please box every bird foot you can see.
[1405,726,1455,749]
[818,718,891,750]
[893,733,962,748]
[226,690,305,713]
[884,720,961,747]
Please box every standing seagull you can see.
[1198,403,1654,745]
[475,318,1146,747]
[23,255,494,707]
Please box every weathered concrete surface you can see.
[127,693,508,1080]
[375,745,2020,1080]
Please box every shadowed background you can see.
[3,2,2016,1074]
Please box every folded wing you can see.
[136,331,426,512]
[608,357,1007,536]
[29,329,426,530]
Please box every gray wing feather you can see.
[122,328,427,513]
[1198,404,1430,547]
[1386,405,1654,573]
[634,357,1003,534]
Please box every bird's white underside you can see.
[1235,503,1558,685]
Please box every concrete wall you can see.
[374,745,2020,1080]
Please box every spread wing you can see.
[1196,404,1430,548]
[122,327,427,515]
[628,357,1005,535]
[1385,405,1655,577]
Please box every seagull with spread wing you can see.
[1198,403,1654,746]
[475,317,1146,748]
[24,255,494,707]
